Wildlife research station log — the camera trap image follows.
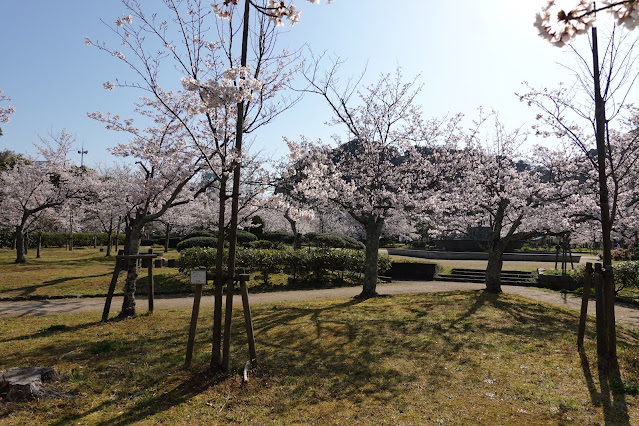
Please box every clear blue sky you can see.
[1,1,582,166]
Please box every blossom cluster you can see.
[115,14,133,27]
[180,66,262,110]
[0,90,15,123]
[212,0,329,27]
[535,0,639,47]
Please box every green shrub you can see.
[250,240,287,250]
[177,247,221,272]
[613,261,639,294]
[178,247,391,286]
[180,230,217,240]
[261,231,295,244]
[570,262,639,296]
[235,230,258,246]
[305,232,365,250]
[176,236,220,252]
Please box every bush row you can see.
[570,261,639,295]
[178,247,391,285]
[0,231,125,249]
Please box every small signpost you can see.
[184,268,257,377]
[185,268,206,367]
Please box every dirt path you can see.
[1,280,638,329]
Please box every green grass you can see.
[0,247,184,298]
[0,247,367,299]
[1,291,638,424]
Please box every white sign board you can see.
[190,269,207,285]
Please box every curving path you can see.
[1,280,638,329]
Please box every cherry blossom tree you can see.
[532,0,639,372]
[534,1,639,270]
[89,0,329,369]
[0,131,86,263]
[91,109,215,317]
[83,165,131,256]
[431,119,579,293]
[292,65,454,298]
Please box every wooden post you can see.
[222,277,234,372]
[594,263,607,360]
[577,262,593,348]
[102,257,122,322]
[239,274,257,366]
[185,283,204,368]
[147,248,154,314]
[603,268,617,363]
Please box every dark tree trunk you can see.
[36,232,42,258]
[14,225,26,264]
[284,210,301,250]
[106,220,113,257]
[359,217,384,298]
[23,231,28,255]
[164,222,170,253]
[120,218,143,317]
[114,217,121,254]
[211,177,227,368]
[485,242,506,293]
[68,210,74,251]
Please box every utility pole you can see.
[77,143,88,167]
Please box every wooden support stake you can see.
[185,283,204,368]
[239,275,257,366]
[594,263,606,360]
[577,262,593,348]
[222,277,234,372]
[102,258,122,322]
[147,248,154,314]
[603,268,617,362]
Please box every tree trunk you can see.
[359,217,384,298]
[120,219,143,317]
[485,244,505,293]
[23,231,28,255]
[106,220,113,257]
[164,222,170,253]
[14,225,26,264]
[114,217,121,254]
[211,177,227,368]
[68,210,74,251]
[36,232,42,258]
[284,210,301,250]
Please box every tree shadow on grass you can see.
[578,349,631,426]
[451,291,633,425]
[6,272,112,297]
[88,369,223,426]
[3,291,638,423]
[0,320,103,343]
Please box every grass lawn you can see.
[0,247,185,299]
[1,291,638,424]
[0,247,362,299]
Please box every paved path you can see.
[1,281,638,329]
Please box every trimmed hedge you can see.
[178,247,391,286]
[305,232,365,250]
[176,236,221,251]
[261,231,295,244]
[0,231,125,249]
